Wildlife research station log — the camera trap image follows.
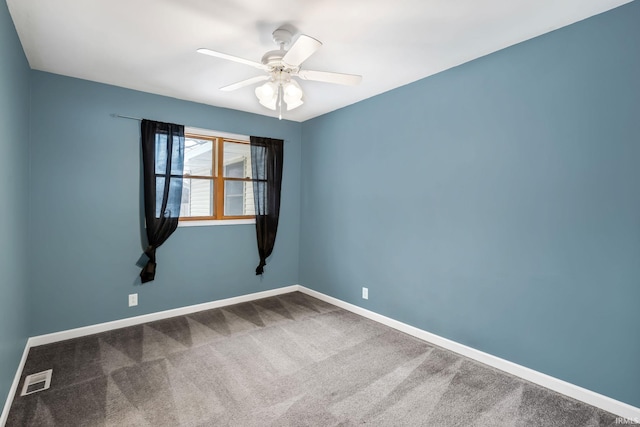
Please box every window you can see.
[180,131,255,221]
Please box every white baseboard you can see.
[28,285,299,347]
[0,342,30,427]
[3,284,638,425]
[297,286,640,421]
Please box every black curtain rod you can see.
[112,114,265,141]
[112,115,201,130]
[112,114,142,121]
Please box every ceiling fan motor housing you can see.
[261,50,289,68]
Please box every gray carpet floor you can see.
[6,291,623,426]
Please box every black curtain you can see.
[140,119,185,283]
[250,136,284,275]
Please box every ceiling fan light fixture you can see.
[283,80,302,99]
[285,96,304,111]
[283,80,304,111]
[255,81,278,110]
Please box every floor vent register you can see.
[20,369,53,396]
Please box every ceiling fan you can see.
[197,27,362,119]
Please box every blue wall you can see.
[0,0,30,410]
[300,1,640,407]
[28,72,302,335]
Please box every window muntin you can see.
[180,133,254,221]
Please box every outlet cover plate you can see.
[128,293,138,307]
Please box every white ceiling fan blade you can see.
[282,35,322,67]
[220,75,270,91]
[297,69,362,86]
[197,48,268,70]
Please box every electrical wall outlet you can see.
[128,293,138,307]
[362,287,369,300]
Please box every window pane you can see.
[154,177,184,218]
[167,177,184,217]
[224,180,255,216]
[184,137,213,177]
[155,134,184,176]
[180,178,214,217]
[155,135,168,175]
[223,141,251,178]
[253,180,267,215]
[251,145,266,180]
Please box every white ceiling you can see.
[6,0,632,122]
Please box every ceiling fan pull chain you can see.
[278,85,283,120]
